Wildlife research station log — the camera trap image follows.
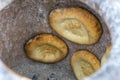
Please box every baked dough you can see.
[101,45,112,65]
[25,34,68,63]
[71,50,100,80]
[49,7,102,44]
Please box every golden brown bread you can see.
[25,34,68,63]
[71,50,100,80]
[101,45,112,65]
[49,7,102,44]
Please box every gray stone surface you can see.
[84,0,120,80]
[0,0,120,80]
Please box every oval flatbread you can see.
[101,45,112,65]
[71,50,100,80]
[25,34,68,63]
[49,7,102,44]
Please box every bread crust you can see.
[71,50,100,80]
[49,7,102,44]
[101,45,112,65]
[25,34,68,63]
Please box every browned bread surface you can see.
[101,45,112,65]
[71,50,100,80]
[25,34,68,63]
[49,7,102,44]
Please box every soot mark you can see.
[32,74,39,80]
[47,73,57,80]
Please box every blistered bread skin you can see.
[25,34,68,63]
[49,7,102,44]
[71,50,100,80]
